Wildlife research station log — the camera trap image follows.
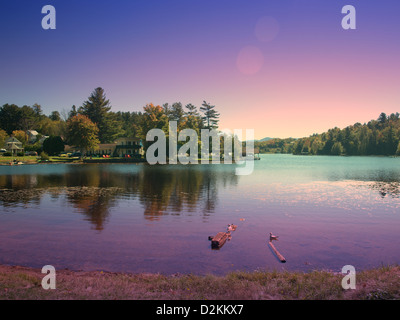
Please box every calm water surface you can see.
[0,154,399,275]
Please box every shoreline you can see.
[1,153,399,166]
[1,264,399,300]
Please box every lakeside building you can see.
[3,137,24,156]
[66,137,143,157]
[26,130,49,146]
[26,130,39,144]
[113,137,143,157]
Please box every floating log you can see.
[268,241,286,263]
[210,232,229,249]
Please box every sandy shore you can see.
[0,264,399,300]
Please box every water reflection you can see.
[0,164,239,229]
[1,156,400,274]
[323,168,400,199]
[66,187,122,230]
[368,181,400,199]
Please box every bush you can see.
[17,152,24,157]
[25,143,42,153]
[43,136,64,156]
[3,152,12,157]
[40,151,50,161]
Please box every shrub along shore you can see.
[0,264,399,300]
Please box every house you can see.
[91,143,117,156]
[39,135,49,145]
[87,137,143,157]
[26,130,39,144]
[26,130,49,146]
[113,137,142,157]
[4,137,24,156]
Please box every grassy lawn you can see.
[0,156,82,164]
[0,264,399,300]
[0,156,39,164]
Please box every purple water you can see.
[0,155,399,275]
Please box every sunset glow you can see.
[1,0,399,139]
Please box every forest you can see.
[254,112,400,156]
[1,87,400,157]
[0,87,220,155]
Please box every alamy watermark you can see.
[341,265,356,290]
[40,4,357,31]
[145,121,255,175]
[41,265,56,290]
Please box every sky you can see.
[0,0,399,139]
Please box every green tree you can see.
[386,126,398,155]
[43,136,65,156]
[0,129,8,147]
[80,87,118,143]
[200,101,220,129]
[0,104,22,134]
[293,140,304,155]
[114,111,142,138]
[66,115,100,155]
[396,142,400,155]
[185,103,199,117]
[184,103,203,135]
[20,105,38,132]
[37,117,63,137]
[331,142,344,155]
[33,103,43,118]
[49,111,61,121]
[170,102,186,129]
[68,105,78,119]
[378,112,387,126]
[40,151,50,161]
[310,138,322,155]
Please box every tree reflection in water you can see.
[0,164,239,229]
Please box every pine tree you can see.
[184,103,203,134]
[200,101,220,130]
[68,105,78,119]
[80,87,118,143]
[185,103,199,117]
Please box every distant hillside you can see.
[254,137,297,154]
[258,137,273,142]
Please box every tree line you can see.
[292,112,400,156]
[254,112,400,156]
[254,138,297,154]
[0,87,221,155]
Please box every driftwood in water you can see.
[268,241,286,263]
[210,232,230,249]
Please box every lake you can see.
[0,154,399,275]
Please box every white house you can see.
[26,130,39,143]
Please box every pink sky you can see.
[1,1,399,139]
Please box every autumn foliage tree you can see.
[66,115,100,155]
[0,129,7,147]
[137,104,169,150]
[12,130,28,145]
